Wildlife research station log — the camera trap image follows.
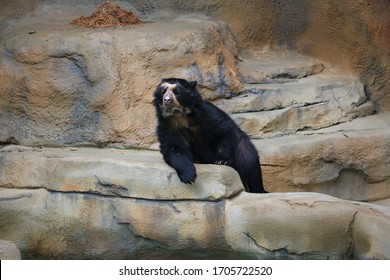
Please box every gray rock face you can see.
[0,240,21,260]
[1,145,390,259]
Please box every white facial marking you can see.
[161,82,176,91]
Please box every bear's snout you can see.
[163,89,178,107]
[163,91,174,105]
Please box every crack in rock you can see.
[244,232,327,259]
[168,203,182,214]
[280,199,334,209]
[0,192,33,201]
[94,175,128,195]
[345,211,358,259]
[244,232,287,253]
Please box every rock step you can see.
[231,100,375,138]
[1,143,390,259]
[0,146,243,201]
[216,69,369,113]
[2,114,389,205]
[254,113,390,202]
[237,52,324,84]
[215,70,375,137]
[2,188,390,259]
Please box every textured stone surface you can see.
[0,187,228,259]
[232,101,374,138]
[237,51,324,84]
[0,240,21,260]
[1,171,390,259]
[217,70,369,113]
[0,2,384,148]
[255,113,390,202]
[1,0,389,110]
[215,69,375,138]
[0,145,243,201]
[124,0,390,111]
[0,9,241,148]
[226,192,390,259]
[1,0,389,260]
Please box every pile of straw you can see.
[71,2,143,28]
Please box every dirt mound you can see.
[71,2,143,28]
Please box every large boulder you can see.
[1,145,390,259]
[0,8,241,149]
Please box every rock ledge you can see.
[0,145,243,201]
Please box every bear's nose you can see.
[163,90,175,105]
[164,95,173,105]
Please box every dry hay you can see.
[71,2,144,28]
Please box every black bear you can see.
[153,78,266,193]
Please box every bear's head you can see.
[153,78,202,118]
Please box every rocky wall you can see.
[86,0,390,111]
[2,1,389,110]
[1,1,390,259]
[0,13,241,148]
[1,145,390,259]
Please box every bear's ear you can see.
[189,80,197,88]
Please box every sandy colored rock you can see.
[1,184,390,259]
[232,101,374,138]
[226,192,390,259]
[237,51,324,84]
[0,0,389,260]
[1,1,389,110]
[0,11,241,148]
[0,145,243,201]
[125,0,390,111]
[0,187,227,259]
[0,145,389,259]
[215,68,375,138]
[255,113,390,202]
[216,69,369,113]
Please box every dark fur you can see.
[153,78,266,193]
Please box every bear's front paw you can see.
[177,165,197,184]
